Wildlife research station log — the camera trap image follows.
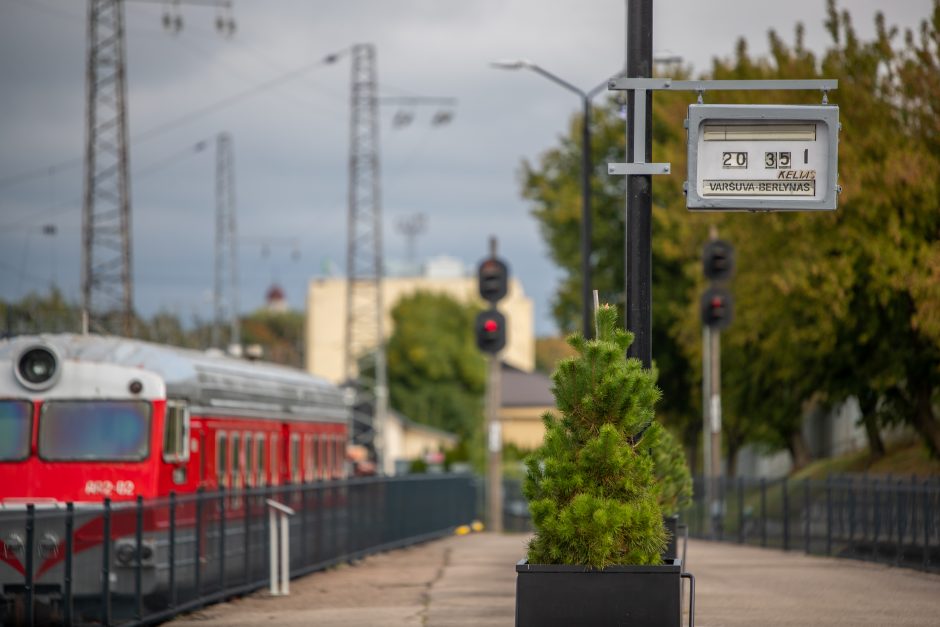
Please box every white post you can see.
[265,499,296,596]
[280,513,290,595]
[269,508,278,595]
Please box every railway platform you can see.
[169,532,940,627]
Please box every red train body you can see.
[0,333,350,617]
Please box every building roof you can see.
[388,410,459,444]
[500,362,555,408]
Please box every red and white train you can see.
[0,333,350,619]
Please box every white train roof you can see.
[0,334,349,423]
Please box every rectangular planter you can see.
[664,515,679,561]
[516,559,684,627]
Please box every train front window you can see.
[0,400,31,461]
[39,400,150,461]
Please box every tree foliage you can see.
[385,291,485,438]
[524,306,667,568]
[525,1,940,466]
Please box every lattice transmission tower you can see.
[344,43,388,472]
[212,132,239,349]
[82,0,133,336]
[81,0,235,337]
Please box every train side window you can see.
[199,432,207,483]
[216,431,228,489]
[271,434,280,486]
[312,435,320,480]
[325,435,333,480]
[256,434,265,486]
[232,433,242,489]
[335,437,344,478]
[290,434,301,484]
[162,400,190,463]
[303,435,313,483]
[245,433,254,487]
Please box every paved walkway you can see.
[170,533,940,626]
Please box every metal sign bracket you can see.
[605,78,838,181]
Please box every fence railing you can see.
[683,474,940,573]
[502,474,940,573]
[0,474,477,626]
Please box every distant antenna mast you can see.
[396,212,426,266]
[212,132,239,349]
[82,0,133,336]
[344,43,388,474]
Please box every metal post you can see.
[101,498,112,626]
[134,495,143,621]
[65,502,74,625]
[737,476,744,544]
[923,481,930,571]
[826,476,832,556]
[702,326,712,538]
[782,478,790,551]
[485,353,503,532]
[873,479,880,551]
[581,96,593,339]
[244,490,251,584]
[803,479,811,554]
[625,0,653,367]
[219,489,226,590]
[25,504,34,627]
[709,327,722,538]
[195,489,203,598]
[760,478,767,548]
[896,479,904,566]
[168,492,176,609]
[849,481,857,557]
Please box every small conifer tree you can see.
[649,427,693,516]
[523,305,668,568]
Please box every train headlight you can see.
[114,539,156,566]
[115,541,136,565]
[3,533,24,558]
[14,343,61,391]
[38,533,59,558]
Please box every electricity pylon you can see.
[212,132,239,350]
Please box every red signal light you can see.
[484,319,498,333]
[710,296,723,308]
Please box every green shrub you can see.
[523,305,667,568]
[649,426,693,516]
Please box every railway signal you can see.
[475,309,507,354]
[478,257,509,303]
[701,286,733,330]
[702,239,735,281]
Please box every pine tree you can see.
[649,427,693,517]
[523,305,667,568]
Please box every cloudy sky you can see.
[0,0,931,335]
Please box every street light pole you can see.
[491,60,610,339]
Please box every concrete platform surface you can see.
[169,533,940,626]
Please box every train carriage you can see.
[0,333,350,622]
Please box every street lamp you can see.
[491,59,613,339]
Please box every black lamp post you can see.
[491,59,610,339]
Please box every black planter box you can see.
[664,514,679,561]
[516,559,682,627]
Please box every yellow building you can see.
[499,363,555,450]
[305,258,535,383]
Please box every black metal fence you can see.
[683,474,940,573]
[0,474,477,626]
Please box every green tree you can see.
[524,305,666,567]
[525,1,940,467]
[385,291,486,438]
